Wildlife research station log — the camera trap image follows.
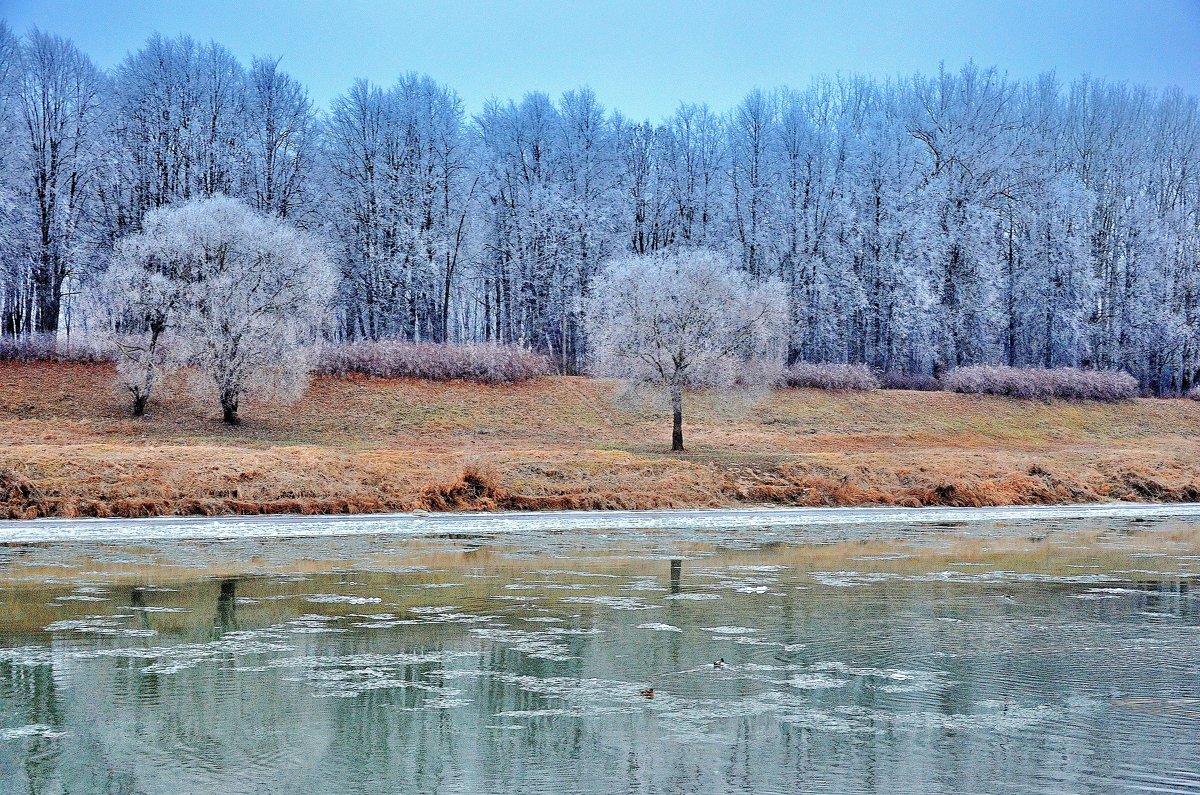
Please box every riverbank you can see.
[3,361,1200,520]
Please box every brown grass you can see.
[2,361,1200,519]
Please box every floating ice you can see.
[305,594,382,605]
[560,595,658,610]
[2,724,67,741]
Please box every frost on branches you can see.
[586,250,785,451]
[106,196,334,422]
[3,27,1200,394]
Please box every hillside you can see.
[2,361,1200,520]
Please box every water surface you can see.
[1,507,1199,794]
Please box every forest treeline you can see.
[2,24,1199,393]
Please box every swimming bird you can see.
[714,658,726,669]
[639,687,655,698]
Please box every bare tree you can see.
[586,249,784,451]
[105,196,334,422]
[11,29,103,334]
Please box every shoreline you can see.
[5,362,1200,523]
[4,501,1200,544]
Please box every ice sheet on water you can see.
[788,673,849,689]
[728,565,788,572]
[467,626,575,661]
[560,595,659,610]
[809,661,947,690]
[619,576,668,592]
[808,571,902,587]
[2,724,67,741]
[305,594,382,605]
[7,502,1200,545]
[44,616,156,637]
[637,622,683,632]
[0,646,54,667]
[406,605,496,624]
[287,616,348,634]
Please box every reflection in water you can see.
[0,515,1199,793]
[214,578,237,635]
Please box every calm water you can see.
[1,508,1199,794]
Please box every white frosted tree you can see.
[244,56,317,221]
[8,29,104,334]
[586,249,784,451]
[0,22,1198,395]
[106,196,334,422]
[103,245,184,417]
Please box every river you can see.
[1,504,1198,793]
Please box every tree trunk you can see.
[671,384,684,452]
[220,390,240,425]
[33,268,61,334]
[132,392,148,417]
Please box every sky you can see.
[3,0,1200,120]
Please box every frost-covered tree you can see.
[4,24,1200,395]
[586,249,784,451]
[0,22,24,335]
[105,196,334,422]
[105,35,246,232]
[244,56,317,221]
[6,29,104,334]
[103,243,184,416]
[324,74,474,343]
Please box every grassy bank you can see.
[2,361,1200,520]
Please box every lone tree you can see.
[105,196,334,423]
[586,249,784,451]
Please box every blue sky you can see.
[4,0,1200,119]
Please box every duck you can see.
[639,687,655,698]
[713,658,726,669]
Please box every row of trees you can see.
[3,25,1200,392]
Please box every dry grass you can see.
[2,361,1200,519]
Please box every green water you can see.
[1,511,1199,793]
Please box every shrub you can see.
[880,371,942,391]
[313,341,551,384]
[784,362,880,391]
[1188,386,1200,401]
[942,365,1137,402]
[0,334,112,363]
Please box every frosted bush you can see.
[313,341,550,384]
[785,363,879,391]
[879,371,942,391]
[942,365,1137,402]
[0,334,112,363]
